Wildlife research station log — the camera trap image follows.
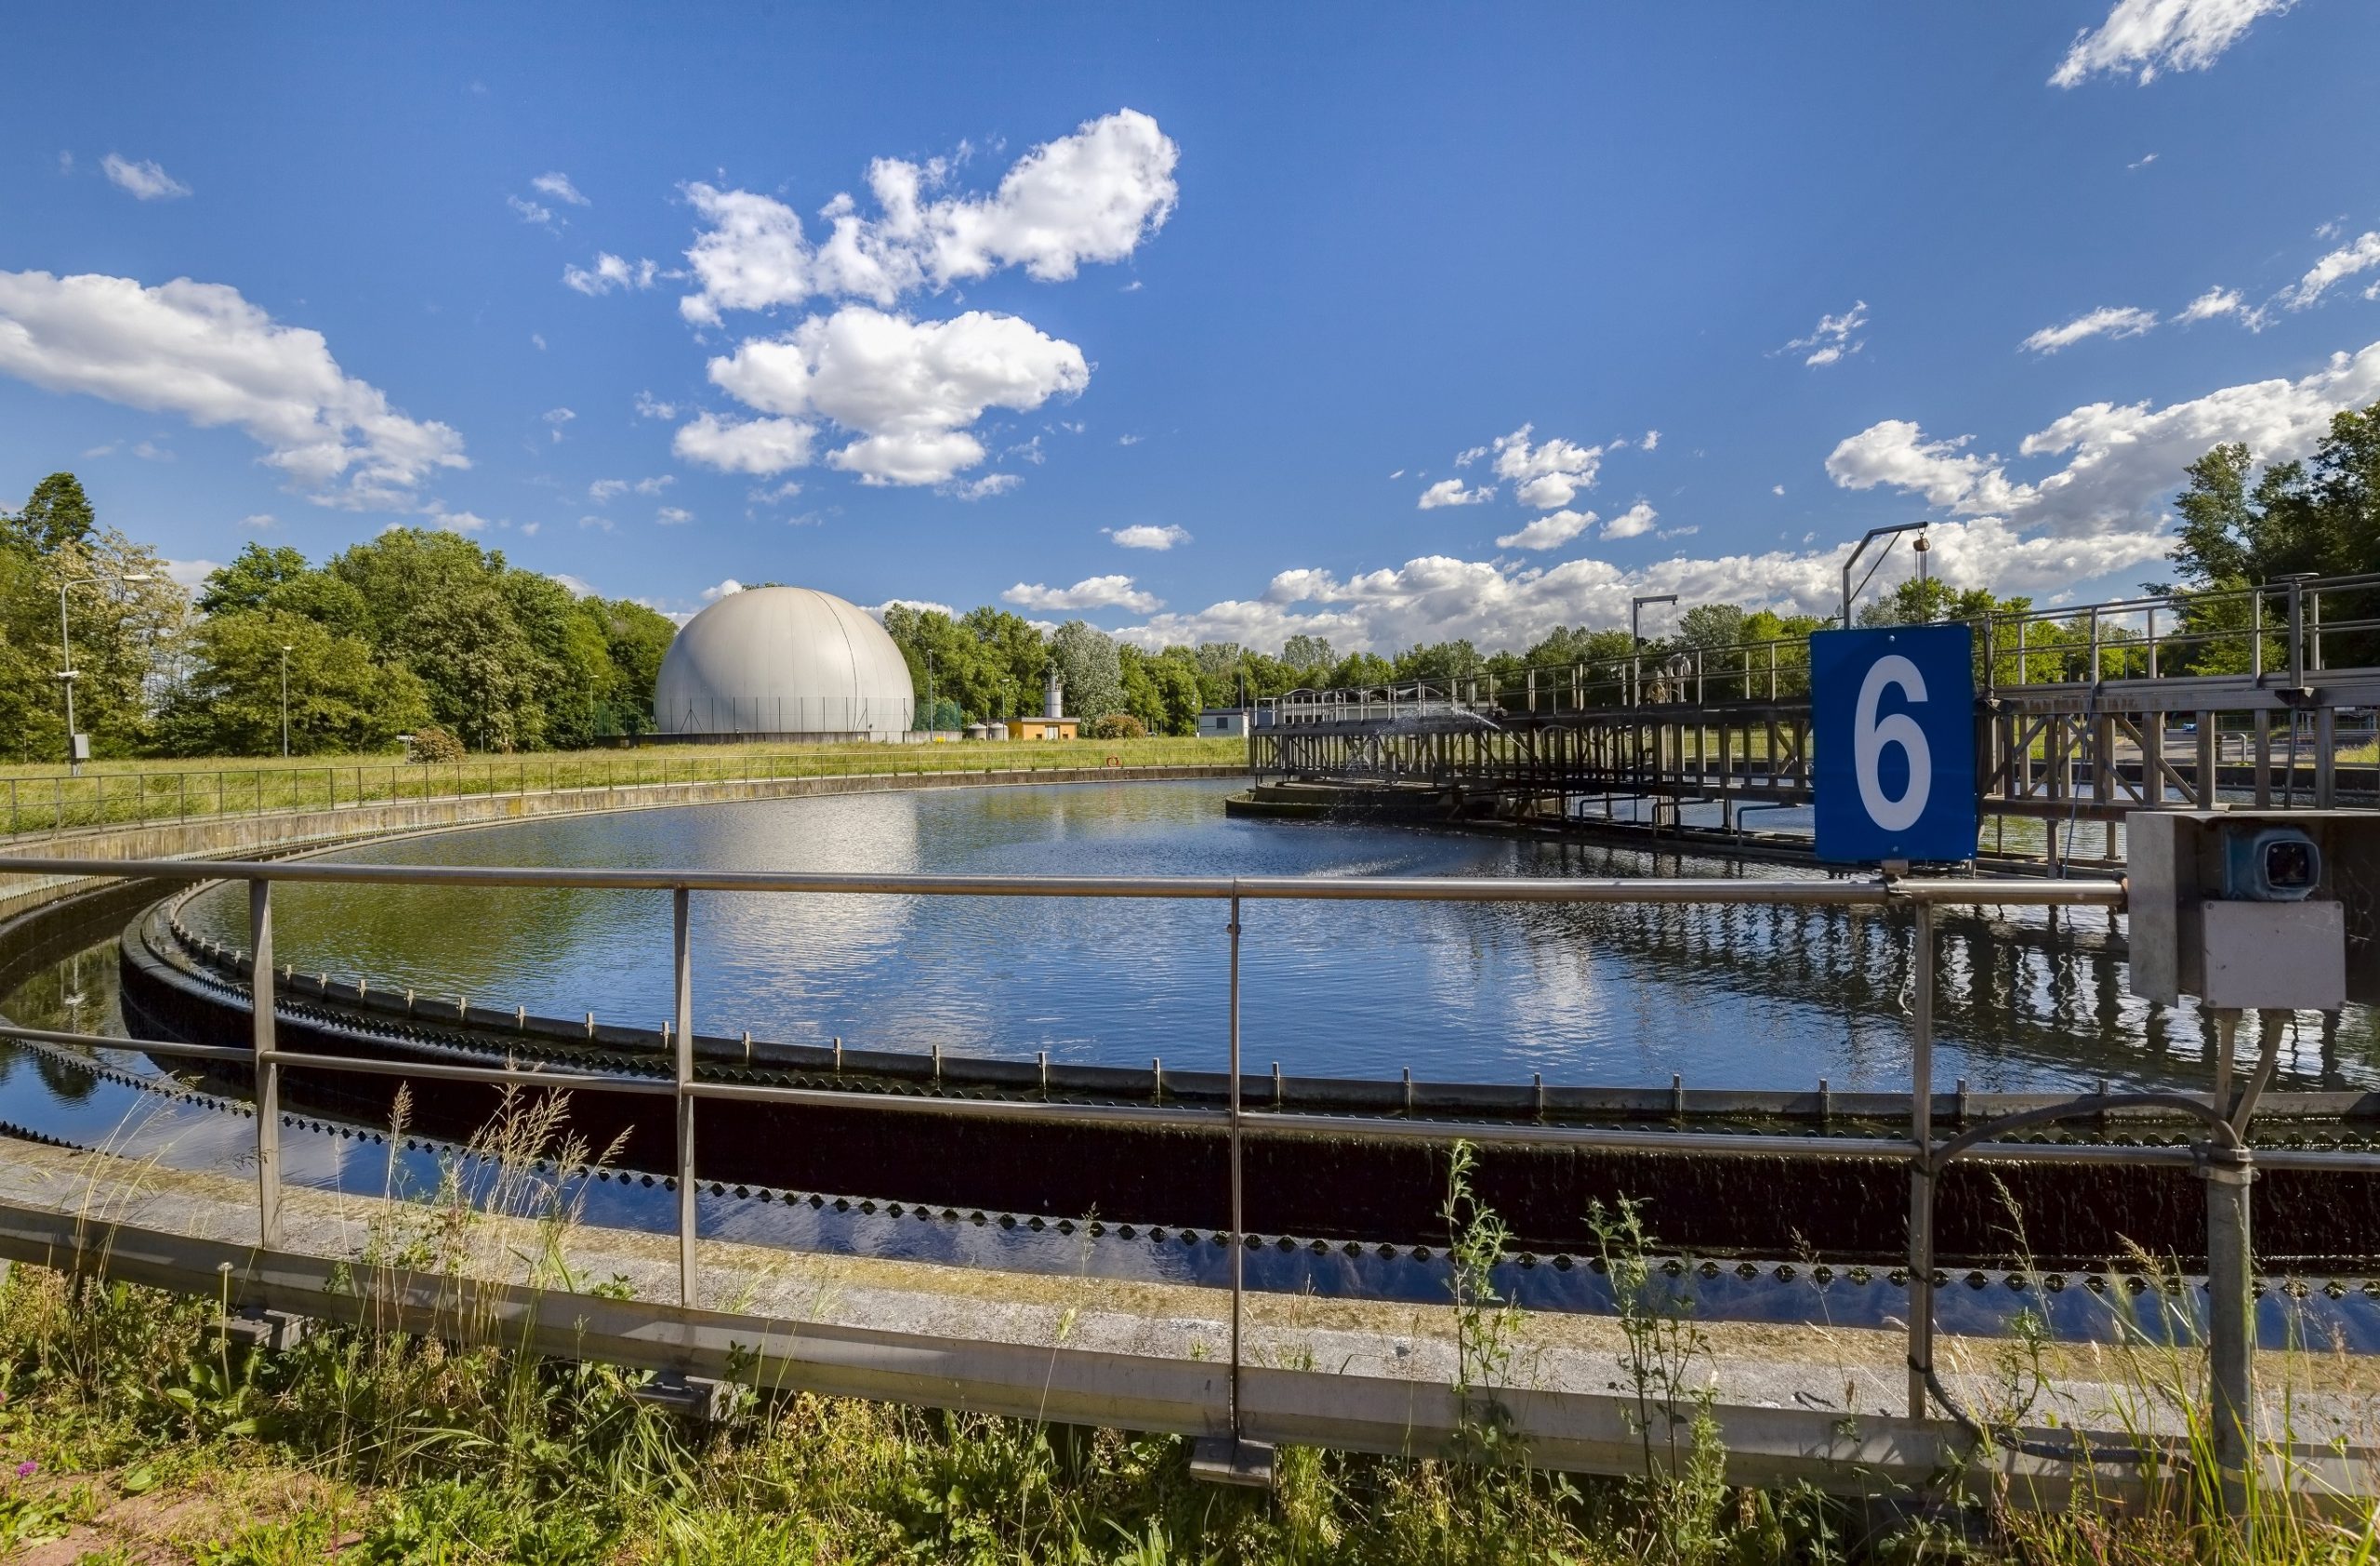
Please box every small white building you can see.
[1197,708,1250,738]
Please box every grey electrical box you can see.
[2128,810,2379,1009]
[68,733,90,763]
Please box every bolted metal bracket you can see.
[629,1370,739,1426]
[1189,1433,1276,1490]
[213,1306,313,1354]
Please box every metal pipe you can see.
[261,1049,676,1095]
[251,879,280,1249]
[1226,892,1245,1439]
[1905,900,1934,1419]
[674,886,697,1307]
[0,856,2130,908]
[2205,1145,2256,1520]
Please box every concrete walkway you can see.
[2,1136,2373,1503]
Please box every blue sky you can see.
[4,1,2377,650]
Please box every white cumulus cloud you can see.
[1495,510,1595,551]
[677,109,1178,325]
[101,153,190,200]
[1827,421,2036,515]
[2021,305,2160,353]
[563,253,658,296]
[1002,574,1160,613]
[2179,286,2246,323]
[1490,424,1607,509]
[588,475,673,501]
[2284,232,2380,311]
[699,305,1089,485]
[2051,0,2296,86]
[1782,301,1867,366]
[532,171,589,206]
[2019,341,2380,532]
[1107,524,1191,550]
[1112,518,2169,657]
[1417,478,1495,509]
[670,412,815,475]
[0,270,465,510]
[1831,339,2380,538]
[1601,501,1659,540]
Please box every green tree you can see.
[155,610,430,756]
[4,472,98,555]
[196,543,312,616]
[327,529,545,750]
[1150,653,1204,733]
[1281,633,1335,676]
[1393,639,1485,683]
[588,598,676,734]
[0,529,187,763]
[500,570,612,750]
[2165,402,2380,669]
[1117,644,1167,733]
[1050,620,1122,725]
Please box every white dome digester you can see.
[654,586,916,739]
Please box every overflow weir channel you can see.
[62,852,2380,1274]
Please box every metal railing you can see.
[1258,569,2380,721]
[1,852,2364,1488]
[0,746,1239,841]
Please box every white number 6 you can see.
[1854,654,1931,832]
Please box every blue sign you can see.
[1811,624,1977,864]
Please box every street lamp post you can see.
[1630,593,1678,706]
[55,571,155,776]
[924,650,936,738]
[1841,522,1933,629]
[279,645,294,758]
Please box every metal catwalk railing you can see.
[1259,569,2380,722]
[0,853,2366,1494]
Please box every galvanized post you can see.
[2203,1142,2257,1520]
[1905,898,1935,1419]
[2287,577,2306,689]
[2316,706,2337,809]
[673,886,697,1307]
[1227,892,1245,1438]
[251,878,282,1249]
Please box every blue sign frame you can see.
[1811,624,1977,864]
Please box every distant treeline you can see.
[3,401,2371,757]
[0,475,674,762]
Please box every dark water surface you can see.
[167,778,2376,1094]
[7,780,2378,1344]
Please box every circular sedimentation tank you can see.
[654,585,914,739]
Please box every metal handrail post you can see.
[673,886,697,1307]
[1905,899,1935,1419]
[1226,891,1245,1440]
[2205,1141,2257,1520]
[2287,577,2307,688]
[251,878,282,1248]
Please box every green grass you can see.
[1,1111,2370,1564]
[0,737,1247,839]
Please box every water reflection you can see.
[165,779,2377,1093]
[5,909,2375,1347]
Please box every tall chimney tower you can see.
[1044,664,1064,719]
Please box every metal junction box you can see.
[2127,810,2379,1010]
